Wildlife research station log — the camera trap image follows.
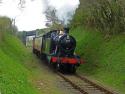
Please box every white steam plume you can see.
[44,0,80,25]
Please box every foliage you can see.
[71,0,125,34]
[44,6,64,30]
[71,27,125,93]
[0,17,12,32]
[0,16,18,36]
[0,17,38,94]
[70,0,125,93]
[0,33,38,94]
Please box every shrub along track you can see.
[57,72,118,94]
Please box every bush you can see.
[0,16,18,36]
[71,0,125,34]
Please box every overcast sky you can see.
[0,0,79,31]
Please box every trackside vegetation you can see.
[70,0,125,93]
[0,17,38,94]
[71,27,125,93]
[0,17,71,94]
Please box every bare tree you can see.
[45,7,59,23]
[18,0,26,10]
[44,6,64,29]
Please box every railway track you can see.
[57,72,118,94]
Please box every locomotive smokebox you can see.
[59,35,76,57]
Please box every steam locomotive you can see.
[33,28,83,73]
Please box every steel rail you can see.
[57,72,118,94]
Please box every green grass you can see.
[25,54,69,94]
[0,32,39,94]
[71,26,125,94]
[0,32,70,94]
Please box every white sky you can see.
[0,0,79,31]
[47,0,79,24]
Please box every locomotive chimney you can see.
[64,27,70,34]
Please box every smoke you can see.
[0,0,80,31]
[44,0,80,25]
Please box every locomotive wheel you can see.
[69,65,76,73]
[56,63,60,71]
[56,63,64,72]
[51,63,56,69]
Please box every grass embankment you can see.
[71,27,125,93]
[0,17,70,94]
[0,31,39,94]
[0,19,66,94]
[0,32,68,94]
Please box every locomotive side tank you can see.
[33,28,83,73]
